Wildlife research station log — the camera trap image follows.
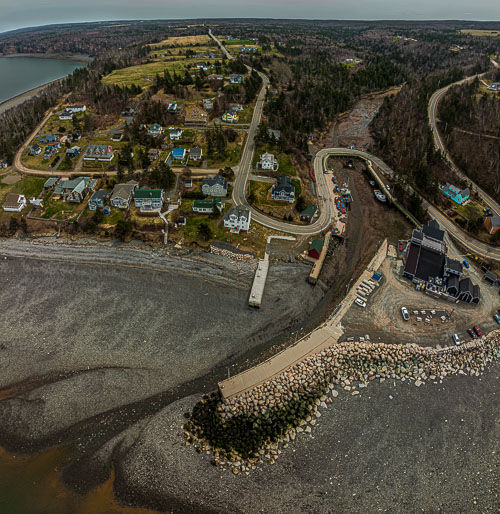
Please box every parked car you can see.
[493,313,500,324]
[369,180,375,187]
[401,306,410,321]
[473,325,482,336]
[385,184,391,191]
[399,241,404,251]
[467,328,477,339]
[452,334,460,345]
[463,260,470,269]
[355,298,366,308]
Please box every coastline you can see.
[0,53,91,116]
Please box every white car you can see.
[355,298,366,308]
[401,306,410,321]
[453,334,461,345]
[385,184,391,191]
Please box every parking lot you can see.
[341,255,499,347]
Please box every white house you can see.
[66,105,86,113]
[259,152,279,171]
[169,128,183,141]
[224,206,251,232]
[3,193,27,212]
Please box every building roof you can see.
[134,189,163,199]
[459,277,474,294]
[404,242,421,276]
[422,219,445,243]
[172,148,186,158]
[414,246,445,282]
[442,183,470,198]
[111,180,138,201]
[190,147,202,158]
[309,238,324,254]
[301,204,318,218]
[44,177,58,188]
[447,274,459,290]
[3,193,24,208]
[224,206,249,221]
[411,229,423,243]
[202,175,227,189]
[484,270,498,282]
[90,190,109,202]
[85,144,113,157]
[194,199,216,209]
[445,257,463,274]
[487,216,500,228]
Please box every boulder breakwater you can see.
[184,331,500,473]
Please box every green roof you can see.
[193,199,215,208]
[301,204,318,217]
[309,238,323,253]
[134,189,162,199]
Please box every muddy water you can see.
[0,447,155,514]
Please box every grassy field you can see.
[223,40,256,46]
[460,29,500,37]
[149,35,211,48]
[22,151,58,172]
[0,175,46,219]
[102,58,220,88]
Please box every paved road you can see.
[427,59,500,216]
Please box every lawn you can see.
[22,150,59,172]
[12,176,45,198]
[40,198,80,220]
[223,40,257,46]
[456,201,483,221]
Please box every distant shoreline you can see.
[0,54,92,116]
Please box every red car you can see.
[467,328,477,339]
[473,325,482,336]
[399,241,404,251]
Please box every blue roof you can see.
[172,148,186,158]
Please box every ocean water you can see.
[0,57,83,104]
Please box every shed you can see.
[300,204,318,223]
[308,238,324,260]
[483,271,498,285]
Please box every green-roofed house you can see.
[43,177,59,191]
[308,238,324,260]
[193,198,223,214]
[300,204,318,223]
[133,188,164,211]
[52,176,97,203]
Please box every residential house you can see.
[202,175,228,197]
[134,189,164,211]
[207,74,224,82]
[39,135,59,144]
[487,82,500,91]
[59,110,73,120]
[148,148,161,162]
[0,158,8,169]
[240,46,257,53]
[189,147,203,161]
[177,216,186,226]
[484,271,498,285]
[458,278,480,304]
[194,62,208,71]
[52,176,96,203]
[171,148,186,161]
[66,105,86,113]
[440,183,470,205]
[308,238,323,259]
[2,193,27,212]
[30,144,42,156]
[271,176,295,203]
[259,152,279,171]
[148,123,164,137]
[184,178,193,189]
[29,198,44,209]
[112,132,124,142]
[221,111,239,123]
[229,104,243,111]
[484,216,500,235]
[169,128,183,141]
[110,180,139,209]
[223,206,251,232]
[300,204,318,223]
[202,98,214,110]
[167,102,179,112]
[268,129,281,141]
[184,106,208,126]
[66,146,81,158]
[192,198,223,214]
[88,190,110,211]
[43,145,58,160]
[229,74,243,84]
[43,177,59,190]
[83,145,114,162]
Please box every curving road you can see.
[428,59,500,216]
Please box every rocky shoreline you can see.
[185,330,500,473]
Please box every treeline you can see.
[263,56,406,151]
[438,78,500,202]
